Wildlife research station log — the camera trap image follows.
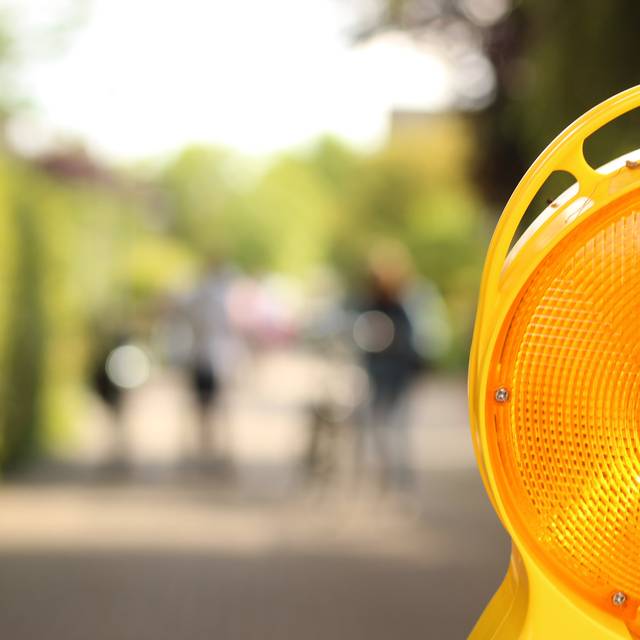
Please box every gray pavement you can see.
[0,355,509,639]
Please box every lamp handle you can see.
[477,85,640,337]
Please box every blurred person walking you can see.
[91,333,128,470]
[89,327,152,472]
[181,259,243,471]
[353,243,425,493]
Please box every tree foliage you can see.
[352,0,640,205]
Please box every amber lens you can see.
[489,188,640,613]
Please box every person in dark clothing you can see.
[354,243,424,491]
[90,332,130,469]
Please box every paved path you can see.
[0,354,509,639]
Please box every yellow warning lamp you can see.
[469,86,640,639]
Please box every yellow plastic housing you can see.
[469,86,640,639]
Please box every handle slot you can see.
[476,85,640,350]
[476,85,640,347]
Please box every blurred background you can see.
[0,1,639,638]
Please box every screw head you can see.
[612,591,627,607]
[495,387,510,403]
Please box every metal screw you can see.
[495,387,510,403]
[612,591,627,607]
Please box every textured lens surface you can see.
[490,190,640,610]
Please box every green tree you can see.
[0,199,44,470]
[351,0,640,204]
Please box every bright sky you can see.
[16,0,455,160]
